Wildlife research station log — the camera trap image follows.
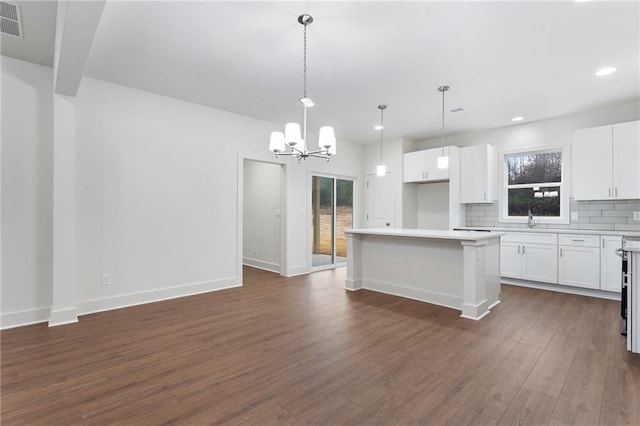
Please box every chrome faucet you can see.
[527,203,536,228]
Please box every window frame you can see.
[498,144,570,225]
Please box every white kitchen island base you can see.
[345,229,502,320]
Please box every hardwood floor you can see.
[2,266,639,425]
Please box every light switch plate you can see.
[571,211,579,220]
[633,211,640,221]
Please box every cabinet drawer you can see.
[501,232,557,245]
[558,234,599,247]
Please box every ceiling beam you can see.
[54,0,106,96]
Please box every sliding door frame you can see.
[308,171,356,272]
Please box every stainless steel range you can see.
[619,236,640,354]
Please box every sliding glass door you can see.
[311,176,353,268]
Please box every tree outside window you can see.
[505,151,562,217]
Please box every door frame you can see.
[308,171,356,272]
[237,156,287,278]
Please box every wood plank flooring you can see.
[2,266,639,425]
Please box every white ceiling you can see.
[3,1,640,144]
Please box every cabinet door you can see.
[573,126,613,200]
[403,151,427,183]
[425,147,450,181]
[500,242,522,279]
[460,144,494,203]
[523,244,558,284]
[600,236,622,292]
[612,121,640,200]
[558,246,600,289]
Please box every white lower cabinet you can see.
[501,232,625,294]
[558,234,600,289]
[600,236,623,293]
[500,233,558,284]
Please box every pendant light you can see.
[269,14,336,162]
[376,104,387,176]
[437,85,449,169]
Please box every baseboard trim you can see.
[284,265,309,277]
[243,258,280,274]
[362,278,462,312]
[345,278,363,291]
[48,307,79,327]
[501,278,621,301]
[77,277,241,316]
[1,307,50,330]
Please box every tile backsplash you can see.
[466,199,640,232]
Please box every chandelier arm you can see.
[308,153,331,159]
[290,145,304,155]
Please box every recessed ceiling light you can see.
[374,125,383,130]
[595,67,617,76]
[512,116,524,122]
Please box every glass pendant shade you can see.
[318,126,336,149]
[269,132,285,153]
[284,123,302,146]
[376,164,387,176]
[437,155,449,169]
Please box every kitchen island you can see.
[345,228,503,320]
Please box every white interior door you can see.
[366,173,394,228]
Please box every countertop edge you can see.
[345,228,504,241]
[454,227,640,237]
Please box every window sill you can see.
[499,217,570,225]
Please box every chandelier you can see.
[269,14,336,162]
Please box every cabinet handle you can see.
[425,171,428,179]
[560,248,563,257]
[484,192,487,201]
[572,239,584,242]
[602,239,605,248]
[522,245,525,254]
[609,188,612,197]
[518,245,520,254]
[615,187,618,197]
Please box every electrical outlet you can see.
[633,211,640,221]
[101,273,111,286]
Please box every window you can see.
[499,147,569,224]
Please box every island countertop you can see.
[345,228,504,241]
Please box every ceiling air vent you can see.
[1,1,23,39]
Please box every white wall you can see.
[417,182,449,230]
[73,77,364,313]
[414,99,640,152]
[1,57,54,327]
[1,66,364,327]
[243,160,282,272]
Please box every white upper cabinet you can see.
[613,121,640,200]
[403,147,450,183]
[573,120,640,201]
[460,144,496,203]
